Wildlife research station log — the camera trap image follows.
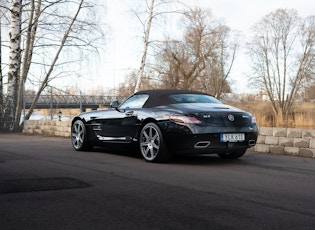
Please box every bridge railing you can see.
[23,94,126,109]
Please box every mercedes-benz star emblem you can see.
[227,114,235,121]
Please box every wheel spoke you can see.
[148,148,155,158]
[143,130,150,141]
[151,142,159,150]
[144,146,150,157]
[149,127,153,139]
[140,141,149,147]
[151,133,158,141]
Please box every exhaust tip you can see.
[194,141,210,148]
[248,140,256,146]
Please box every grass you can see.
[228,101,315,129]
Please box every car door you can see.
[95,94,149,143]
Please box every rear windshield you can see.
[170,94,222,104]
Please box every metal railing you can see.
[23,94,124,109]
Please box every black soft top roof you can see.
[134,89,208,108]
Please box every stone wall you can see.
[22,120,315,158]
[255,127,315,158]
[23,120,71,138]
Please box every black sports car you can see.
[71,89,258,162]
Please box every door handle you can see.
[125,111,134,116]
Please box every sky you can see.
[73,0,315,95]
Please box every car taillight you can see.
[170,115,204,125]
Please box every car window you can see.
[170,94,222,104]
[119,94,149,109]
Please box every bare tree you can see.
[156,8,216,90]
[23,0,85,122]
[155,7,238,97]
[305,85,315,100]
[197,26,239,98]
[248,9,315,124]
[132,0,181,93]
[0,0,106,131]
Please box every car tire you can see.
[139,123,170,163]
[71,119,92,151]
[217,149,246,159]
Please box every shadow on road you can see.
[92,145,245,166]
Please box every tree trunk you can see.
[0,17,4,129]
[3,0,22,131]
[134,0,154,93]
[16,0,40,126]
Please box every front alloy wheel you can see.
[71,120,91,151]
[139,123,170,163]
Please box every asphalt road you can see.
[0,134,314,230]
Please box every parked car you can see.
[71,89,258,162]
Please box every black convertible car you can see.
[71,89,258,162]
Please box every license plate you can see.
[220,133,245,142]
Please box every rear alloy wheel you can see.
[139,123,170,163]
[71,120,92,151]
[217,149,246,159]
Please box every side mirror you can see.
[110,100,119,109]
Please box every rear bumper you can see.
[165,132,257,154]
[160,122,258,154]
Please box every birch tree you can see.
[0,11,5,129]
[248,9,315,125]
[3,0,22,131]
[133,0,181,93]
[134,0,154,93]
[0,0,105,131]
[0,3,11,128]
